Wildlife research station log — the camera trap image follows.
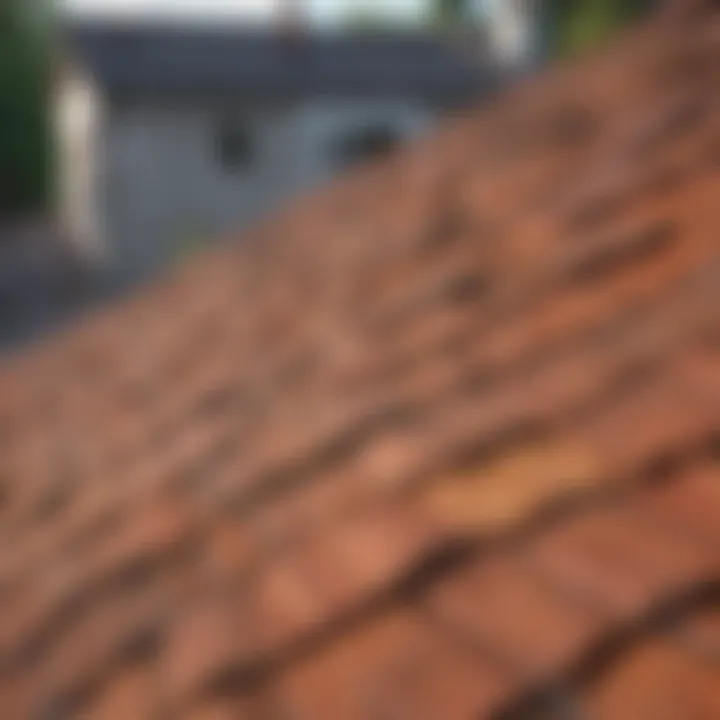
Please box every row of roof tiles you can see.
[0,2,718,718]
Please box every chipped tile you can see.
[422,439,605,537]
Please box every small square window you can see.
[215,118,255,171]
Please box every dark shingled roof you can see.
[64,20,498,102]
[1,1,719,718]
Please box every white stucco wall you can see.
[482,0,542,70]
[100,97,434,285]
[55,67,106,264]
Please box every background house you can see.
[1,1,656,356]
[57,20,497,288]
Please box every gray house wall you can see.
[99,98,435,286]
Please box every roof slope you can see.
[2,4,720,719]
[66,20,494,101]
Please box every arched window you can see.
[334,124,400,168]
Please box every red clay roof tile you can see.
[637,465,720,548]
[673,605,720,662]
[274,611,513,720]
[161,592,251,702]
[584,638,720,720]
[424,552,605,682]
[79,665,158,720]
[524,498,717,622]
[32,579,165,716]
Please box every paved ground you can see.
[0,218,111,354]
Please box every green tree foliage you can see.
[430,0,475,31]
[0,0,53,219]
[426,0,655,58]
[548,0,654,57]
[343,8,396,32]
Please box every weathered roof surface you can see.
[2,3,719,718]
[65,20,496,102]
